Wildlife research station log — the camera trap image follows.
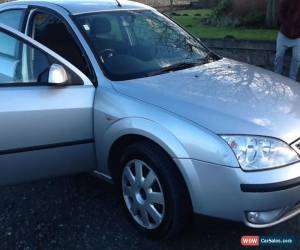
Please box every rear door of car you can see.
[0,24,96,185]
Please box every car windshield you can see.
[75,10,215,81]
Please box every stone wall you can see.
[202,38,275,69]
[202,38,300,80]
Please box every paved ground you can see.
[0,174,299,250]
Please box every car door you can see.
[0,24,97,186]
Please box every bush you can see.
[239,12,266,27]
[182,13,189,16]
[213,0,233,17]
[201,0,237,27]
[201,0,266,29]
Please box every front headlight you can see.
[221,135,299,171]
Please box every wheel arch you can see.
[98,118,190,174]
[108,133,194,211]
[108,134,175,179]
[96,117,196,208]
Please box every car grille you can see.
[291,139,300,155]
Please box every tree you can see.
[266,0,279,28]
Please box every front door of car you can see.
[0,24,96,185]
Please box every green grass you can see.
[168,9,277,41]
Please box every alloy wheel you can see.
[122,159,165,229]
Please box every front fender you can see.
[96,115,238,175]
[96,117,190,175]
[95,116,238,211]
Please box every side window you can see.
[0,9,25,57]
[0,29,82,85]
[30,12,92,79]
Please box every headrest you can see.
[91,17,112,35]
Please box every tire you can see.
[115,140,192,239]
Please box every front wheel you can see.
[117,141,192,239]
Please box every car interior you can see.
[31,12,93,80]
[78,14,163,78]
[93,16,156,74]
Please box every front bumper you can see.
[174,158,300,228]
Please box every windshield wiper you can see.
[146,62,200,77]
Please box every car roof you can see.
[3,0,151,15]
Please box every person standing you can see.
[274,0,300,80]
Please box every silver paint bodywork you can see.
[0,25,96,184]
[1,0,300,227]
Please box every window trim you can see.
[25,6,97,85]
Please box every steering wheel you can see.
[99,49,116,63]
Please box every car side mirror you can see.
[48,64,68,85]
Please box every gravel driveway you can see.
[0,174,299,250]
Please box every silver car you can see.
[0,0,300,239]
